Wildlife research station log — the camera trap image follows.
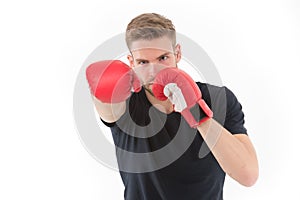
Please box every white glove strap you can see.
[163,83,187,112]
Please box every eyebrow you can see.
[135,52,171,62]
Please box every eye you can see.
[137,60,148,65]
[159,55,168,61]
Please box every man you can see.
[86,13,259,200]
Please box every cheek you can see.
[134,64,168,84]
[133,66,154,84]
[161,62,176,68]
[164,57,177,67]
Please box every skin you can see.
[93,35,259,187]
[127,36,259,187]
[128,36,181,114]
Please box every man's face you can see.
[127,36,181,89]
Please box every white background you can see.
[1,0,300,199]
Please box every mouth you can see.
[144,82,154,87]
[142,77,154,87]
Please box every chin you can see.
[146,83,153,90]
[143,84,154,94]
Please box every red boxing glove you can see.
[152,67,213,128]
[86,60,141,103]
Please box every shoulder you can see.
[196,82,247,134]
[196,82,239,105]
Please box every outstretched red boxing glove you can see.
[152,67,213,128]
[86,60,141,103]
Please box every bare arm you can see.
[197,118,259,187]
[93,96,126,123]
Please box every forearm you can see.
[86,60,140,123]
[93,96,126,123]
[197,118,259,187]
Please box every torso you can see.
[102,82,247,200]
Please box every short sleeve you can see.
[100,118,116,127]
[224,87,247,135]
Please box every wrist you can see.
[197,118,221,138]
[183,103,212,128]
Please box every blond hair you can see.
[126,13,176,50]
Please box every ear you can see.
[174,44,182,64]
[127,54,134,68]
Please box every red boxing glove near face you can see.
[152,67,213,128]
[86,60,141,103]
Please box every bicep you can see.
[224,87,247,134]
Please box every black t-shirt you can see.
[101,82,247,200]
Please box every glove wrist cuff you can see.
[181,101,213,128]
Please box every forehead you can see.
[130,36,174,59]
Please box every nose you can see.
[133,64,168,85]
